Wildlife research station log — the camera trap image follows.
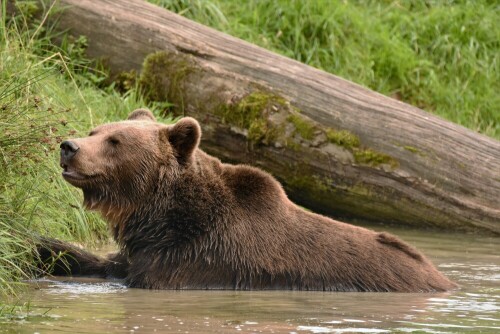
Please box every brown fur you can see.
[44,109,457,292]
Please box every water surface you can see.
[1,226,498,333]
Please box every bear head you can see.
[59,109,201,209]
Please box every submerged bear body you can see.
[44,109,456,292]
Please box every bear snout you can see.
[60,140,80,162]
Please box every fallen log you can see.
[30,0,500,233]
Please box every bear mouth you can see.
[61,163,89,182]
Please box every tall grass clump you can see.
[0,3,164,299]
[151,0,499,139]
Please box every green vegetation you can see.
[403,146,420,154]
[0,4,170,301]
[138,51,192,112]
[151,0,499,139]
[353,148,399,168]
[230,92,286,129]
[287,114,315,140]
[325,128,360,148]
[216,91,287,145]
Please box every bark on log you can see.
[33,0,500,233]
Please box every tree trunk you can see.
[36,0,500,234]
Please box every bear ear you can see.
[164,117,201,164]
[128,109,156,122]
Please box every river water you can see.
[1,225,498,333]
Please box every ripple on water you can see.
[297,326,390,333]
[43,279,127,295]
[427,296,499,313]
[439,263,500,284]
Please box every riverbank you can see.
[0,5,168,299]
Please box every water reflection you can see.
[1,226,499,333]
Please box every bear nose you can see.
[60,140,80,160]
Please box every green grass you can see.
[0,3,172,301]
[150,0,499,139]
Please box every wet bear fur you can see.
[39,109,457,292]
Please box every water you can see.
[1,226,499,333]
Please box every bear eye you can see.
[108,137,120,145]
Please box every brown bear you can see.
[39,109,457,292]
